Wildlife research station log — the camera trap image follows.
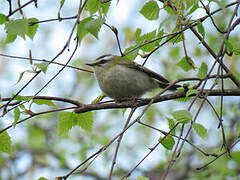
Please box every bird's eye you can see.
[99,60,108,64]
[95,59,111,66]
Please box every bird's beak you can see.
[85,62,95,66]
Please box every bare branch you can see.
[74,89,240,113]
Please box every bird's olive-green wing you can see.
[114,56,170,83]
[126,62,170,83]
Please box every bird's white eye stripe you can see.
[93,54,114,66]
[94,59,110,65]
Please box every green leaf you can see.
[19,104,26,110]
[174,88,192,101]
[85,18,105,39]
[26,18,39,39]
[164,6,176,15]
[232,151,240,166]
[122,108,126,116]
[192,122,207,139]
[85,0,100,15]
[186,89,198,97]
[5,33,17,43]
[5,19,28,39]
[136,30,156,52]
[140,1,159,20]
[71,58,85,67]
[138,176,150,180]
[174,96,192,102]
[167,27,183,43]
[58,112,76,136]
[169,46,180,58]
[159,135,175,150]
[136,29,155,45]
[13,107,20,128]
[16,71,26,84]
[197,20,205,40]
[38,177,48,180]
[124,45,139,61]
[224,38,233,52]
[194,47,202,57]
[58,112,93,136]
[0,14,8,24]
[28,126,46,148]
[197,62,208,79]
[13,95,33,101]
[156,29,164,44]
[85,0,111,16]
[16,69,37,84]
[171,110,192,124]
[168,34,183,43]
[77,17,92,44]
[135,28,142,40]
[233,47,240,55]
[214,0,226,9]
[167,117,176,135]
[60,0,65,9]
[58,0,66,20]
[177,57,195,72]
[0,131,12,155]
[101,1,111,16]
[73,112,93,132]
[33,99,57,107]
[34,62,49,73]
[186,2,199,17]
[186,0,196,9]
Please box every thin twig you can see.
[190,27,240,88]
[30,15,77,25]
[141,32,181,66]
[1,96,83,106]
[6,0,12,15]
[0,53,93,73]
[200,0,227,33]
[2,0,88,116]
[161,124,184,180]
[0,106,76,134]
[137,121,217,157]
[196,138,240,170]
[7,0,35,17]
[2,70,41,116]
[104,23,123,56]
[124,1,239,57]
[121,123,179,180]
[177,78,220,157]
[108,108,136,180]
[62,100,154,180]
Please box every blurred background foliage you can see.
[0,0,240,180]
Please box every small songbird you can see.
[86,55,180,101]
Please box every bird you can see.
[86,54,180,101]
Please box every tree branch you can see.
[74,89,240,113]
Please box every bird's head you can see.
[86,54,115,70]
[86,54,133,75]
